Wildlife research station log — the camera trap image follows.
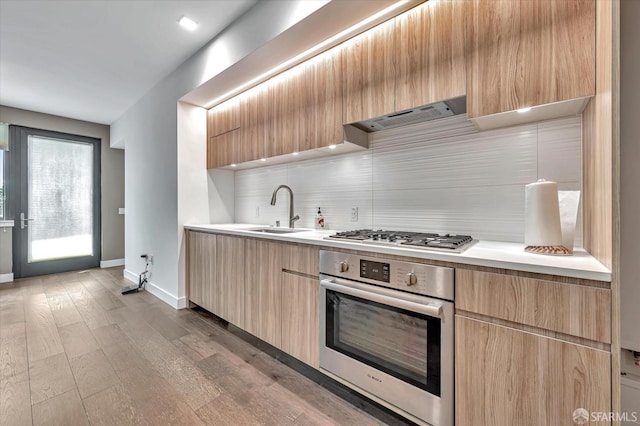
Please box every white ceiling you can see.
[0,0,257,125]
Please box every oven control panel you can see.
[320,250,454,301]
[360,259,390,282]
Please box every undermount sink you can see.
[248,227,308,234]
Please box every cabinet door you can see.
[187,231,216,312]
[244,239,282,348]
[207,129,239,169]
[281,272,319,368]
[216,235,245,328]
[466,0,595,118]
[239,85,269,162]
[455,316,610,426]
[395,0,465,111]
[270,63,308,156]
[343,18,396,124]
[304,48,343,150]
[207,97,240,138]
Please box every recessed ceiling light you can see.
[260,158,266,162]
[292,152,299,156]
[517,107,532,113]
[178,16,198,31]
[328,145,337,150]
[230,163,237,167]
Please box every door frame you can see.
[9,125,101,278]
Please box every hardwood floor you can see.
[0,267,412,426]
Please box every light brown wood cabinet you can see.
[187,230,216,311]
[188,232,321,361]
[456,269,611,343]
[304,48,344,150]
[455,268,612,426]
[215,235,245,328]
[455,316,610,426]
[281,272,319,368]
[244,238,282,348]
[343,18,396,124]
[207,130,239,169]
[207,97,240,137]
[281,244,319,277]
[269,62,308,157]
[239,84,269,163]
[206,97,242,169]
[466,0,595,118]
[395,0,466,111]
[186,231,245,327]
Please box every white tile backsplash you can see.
[233,114,583,244]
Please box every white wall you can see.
[235,115,583,245]
[112,1,328,308]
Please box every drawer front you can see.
[456,269,611,343]
[281,243,319,277]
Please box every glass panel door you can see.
[9,126,100,278]
[28,135,94,262]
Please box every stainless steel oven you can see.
[319,250,454,426]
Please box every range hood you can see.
[352,96,467,132]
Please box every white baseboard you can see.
[0,273,14,283]
[123,269,186,309]
[100,258,125,268]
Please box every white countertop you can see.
[184,223,612,282]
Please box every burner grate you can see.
[327,230,475,252]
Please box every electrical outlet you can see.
[255,206,260,218]
[350,207,358,222]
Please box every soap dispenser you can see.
[315,207,325,229]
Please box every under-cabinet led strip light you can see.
[204,0,410,109]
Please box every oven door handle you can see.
[320,277,444,318]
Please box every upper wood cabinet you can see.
[343,18,396,124]
[207,97,240,138]
[207,130,239,169]
[395,0,466,111]
[304,48,344,150]
[466,0,595,118]
[269,62,308,156]
[207,97,241,168]
[239,84,270,163]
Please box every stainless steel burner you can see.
[325,229,476,253]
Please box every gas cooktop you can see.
[325,229,476,253]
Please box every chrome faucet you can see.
[270,184,300,228]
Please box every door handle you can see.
[20,212,34,230]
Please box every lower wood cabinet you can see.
[187,232,245,328]
[281,244,319,277]
[215,235,245,328]
[281,272,319,368]
[244,238,282,348]
[455,316,611,426]
[187,230,216,310]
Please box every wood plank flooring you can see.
[0,267,412,426]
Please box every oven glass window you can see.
[325,289,441,396]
